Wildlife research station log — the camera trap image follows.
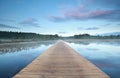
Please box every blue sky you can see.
[0,0,120,36]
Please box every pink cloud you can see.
[64,6,113,19]
[48,0,120,22]
[49,7,114,22]
[89,10,112,16]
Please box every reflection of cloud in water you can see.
[86,48,99,51]
[67,41,120,59]
[65,39,120,46]
[91,58,120,73]
[97,63,113,68]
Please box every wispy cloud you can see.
[85,27,99,30]
[58,32,67,34]
[104,23,111,26]
[91,0,120,8]
[19,18,40,27]
[117,24,120,26]
[0,18,16,22]
[77,27,99,30]
[0,24,20,29]
[49,16,67,22]
[100,23,112,27]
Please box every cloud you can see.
[95,10,120,21]
[100,23,112,27]
[0,18,16,22]
[19,18,40,27]
[49,0,120,22]
[65,9,113,19]
[117,24,120,26]
[91,0,120,8]
[0,24,20,29]
[58,32,67,34]
[104,23,111,26]
[85,27,99,30]
[49,16,67,22]
[49,9,120,22]
[77,27,99,30]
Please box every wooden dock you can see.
[13,41,110,78]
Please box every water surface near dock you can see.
[0,40,120,78]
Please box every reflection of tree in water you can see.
[65,39,120,45]
[69,41,90,45]
[0,41,54,55]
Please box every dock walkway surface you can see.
[13,40,110,78]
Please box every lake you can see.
[0,39,120,78]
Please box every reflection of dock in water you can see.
[13,40,110,78]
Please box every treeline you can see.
[0,31,59,40]
[73,34,120,39]
[0,31,120,41]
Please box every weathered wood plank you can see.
[13,40,110,78]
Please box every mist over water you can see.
[0,40,120,78]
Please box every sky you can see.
[0,0,120,36]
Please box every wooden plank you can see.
[13,40,110,78]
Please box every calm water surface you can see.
[0,40,120,78]
[66,39,120,78]
[0,41,54,78]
